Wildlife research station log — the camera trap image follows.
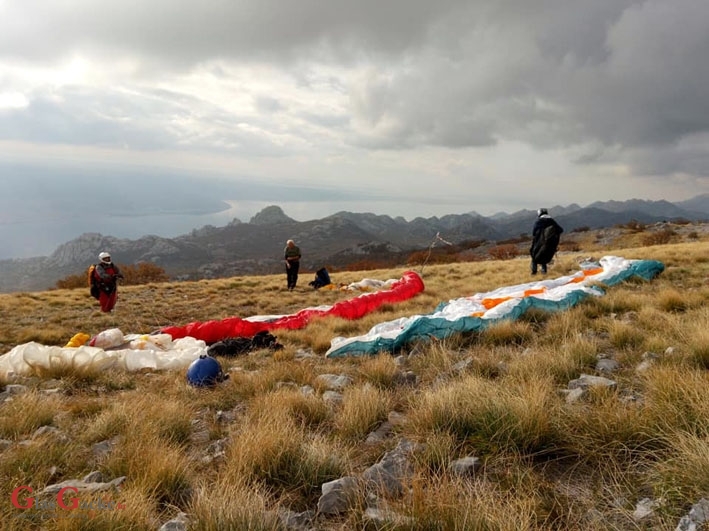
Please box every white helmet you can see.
[98,252,111,262]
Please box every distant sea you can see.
[0,198,438,260]
[0,200,261,260]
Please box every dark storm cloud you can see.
[0,0,466,64]
[1,0,709,178]
[342,0,709,175]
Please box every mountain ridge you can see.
[1,197,707,293]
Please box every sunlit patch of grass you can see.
[541,306,593,342]
[510,338,597,384]
[357,353,399,389]
[135,395,195,447]
[98,371,137,392]
[78,402,131,444]
[49,486,157,531]
[652,432,709,505]
[30,364,103,389]
[642,366,709,437]
[282,322,341,354]
[249,388,332,430]
[407,374,559,455]
[63,396,107,420]
[401,467,543,531]
[188,479,280,531]
[335,384,391,441]
[245,360,314,393]
[607,320,646,350]
[479,319,534,347]
[0,391,61,439]
[686,329,709,369]
[580,288,644,320]
[0,439,91,504]
[330,316,371,336]
[407,342,458,383]
[466,347,509,380]
[269,346,294,361]
[103,436,193,509]
[655,288,702,313]
[15,326,73,346]
[224,412,347,503]
[558,389,659,461]
[413,431,457,475]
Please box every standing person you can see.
[92,252,124,312]
[530,209,564,275]
[284,239,301,290]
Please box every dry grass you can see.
[1,229,709,529]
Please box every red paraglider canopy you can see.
[161,271,424,344]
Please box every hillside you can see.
[0,195,707,293]
[1,234,709,529]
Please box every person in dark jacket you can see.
[530,209,563,275]
[284,239,301,290]
[92,251,124,312]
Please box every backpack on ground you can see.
[207,331,283,357]
[88,264,100,299]
[309,267,332,289]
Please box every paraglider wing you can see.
[160,271,425,343]
[326,256,664,358]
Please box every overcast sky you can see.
[1,0,708,258]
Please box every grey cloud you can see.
[625,142,709,178]
[0,86,293,156]
[580,0,709,147]
[0,92,177,149]
[297,111,349,129]
[0,0,469,65]
[254,96,284,113]
[345,0,709,174]
[2,0,709,179]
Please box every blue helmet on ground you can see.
[186,354,227,387]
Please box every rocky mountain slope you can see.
[1,197,707,293]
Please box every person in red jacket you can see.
[92,252,124,312]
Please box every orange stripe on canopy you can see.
[481,297,511,309]
[568,267,604,283]
[470,267,605,315]
[523,288,547,296]
[584,267,604,276]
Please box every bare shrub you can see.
[55,262,169,289]
[559,241,581,252]
[488,244,519,260]
[641,228,677,246]
[623,219,646,232]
